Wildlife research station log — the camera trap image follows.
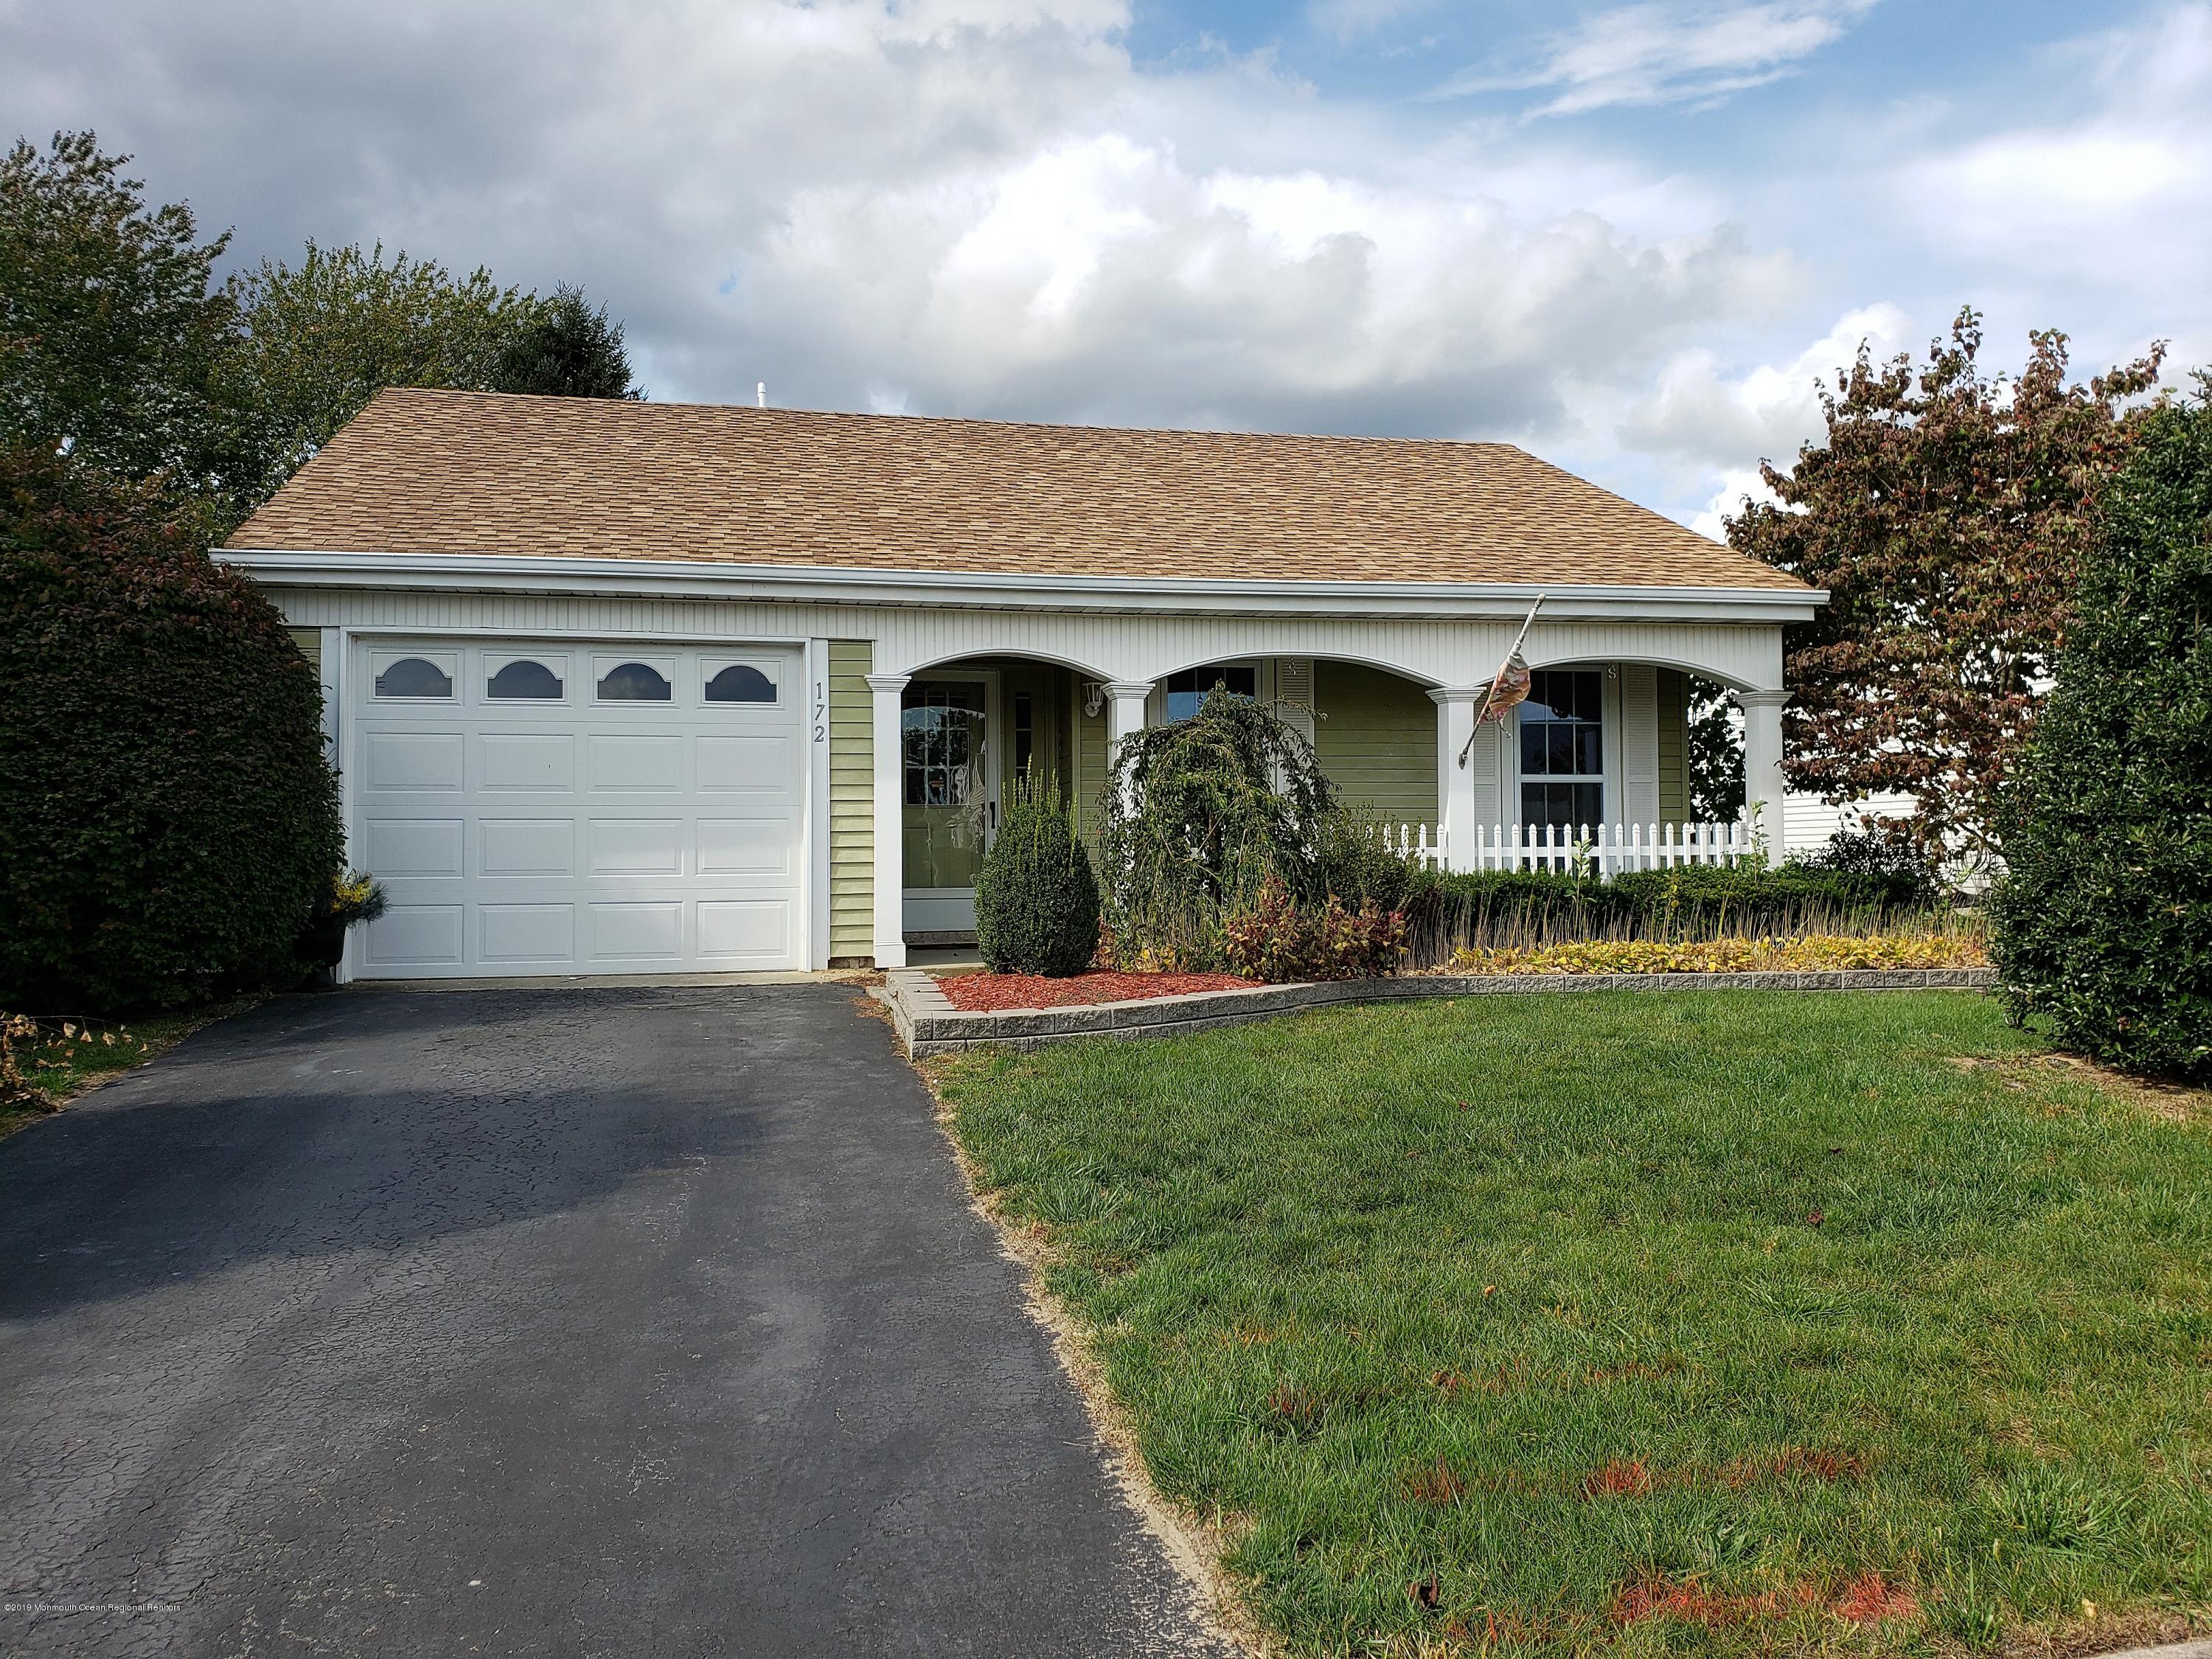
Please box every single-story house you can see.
[218,388,1824,981]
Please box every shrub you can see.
[974,771,1100,976]
[0,448,343,1010]
[1310,800,1419,911]
[1099,689,1336,967]
[1794,827,1939,905]
[1220,877,1408,982]
[1992,391,2212,1082]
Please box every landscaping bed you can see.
[935,970,1248,1012]
[932,990,2212,1658]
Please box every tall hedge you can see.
[1991,394,2212,1082]
[0,448,344,1011]
[974,773,1099,976]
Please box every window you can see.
[902,681,986,807]
[486,659,563,700]
[1163,663,1256,721]
[1519,669,1604,833]
[596,661,672,702]
[374,657,453,698]
[1012,692,1034,779]
[703,664,776,704]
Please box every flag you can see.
[1476,650,1531,726]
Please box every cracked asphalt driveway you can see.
[0,986,1237,1658]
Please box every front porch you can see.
[871,643,1790,958]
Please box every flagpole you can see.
[1457,594,1545,769]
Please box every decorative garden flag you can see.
[1458,595,1545,767]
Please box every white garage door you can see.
[349,639,806,978]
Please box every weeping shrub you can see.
[1099,689,1332,968]
[973,771,1099,976]
[1992,389,2212,1082]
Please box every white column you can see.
[867,672,909,969]
[1430,688,1484,872]
[1738,688,1788,856]
[1105,681,1152,814]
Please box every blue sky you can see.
[4,0,2205,535]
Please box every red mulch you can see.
[935,970,1250,1012]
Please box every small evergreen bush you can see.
[973,771,1099,976]
[1992,392,2212,1082]
[0,449,344,1010]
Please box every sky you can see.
[4,0,2206,536]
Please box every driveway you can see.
[0,987,1237,1658]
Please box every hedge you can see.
[1992,395,2211,1082]
[0,449,344,1011]
[1409,861,1931,939]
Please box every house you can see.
[219,388,1824,981]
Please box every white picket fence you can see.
[1377,820,1754,877]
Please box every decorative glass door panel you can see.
[902,680,992,892]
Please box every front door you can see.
[901,675,998,936]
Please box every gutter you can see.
[215,549,1827,624]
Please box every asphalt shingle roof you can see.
[226,386,1810,591]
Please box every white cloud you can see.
[0,0,1799,440]
[1897,4,2212,293]
[1307,0,1441,44]
[1434,0,1877,116]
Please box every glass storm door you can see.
[902,679,995,905]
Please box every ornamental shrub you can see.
[1220,877,1408,983]
[0,448,344,1011]
[1992,391,2212,1082]
[973,771,1099,976]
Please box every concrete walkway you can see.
[0,986,1234,1658]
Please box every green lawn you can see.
[933,992,2212,1657]
[0,997,260,1141]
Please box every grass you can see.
[932,991,2212,1657]
[0,997,262,1141]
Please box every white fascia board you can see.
[216,549,1827,624]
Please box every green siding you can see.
[1655,668,1691,824]
[1313,661,1436,830]
[1074,697,1108,844]
[828,640,874,962]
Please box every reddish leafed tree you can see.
[1728,309,2164,861]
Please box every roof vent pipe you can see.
[756,382,767,408]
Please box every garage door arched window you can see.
[596,661,672,702]
[375,657,453,698]
[487,659,563,700]
[704,664,776,704]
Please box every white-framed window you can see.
[1162,662,1256,721]
[594,657,675,702]
[703,658,779,705]
[485,653,567,700]
[1519,669,1604,832]
[372,651,457,700]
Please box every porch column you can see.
[1430,689,1484,872]
[867,672,909,969]
[1105,681,1152,814]
[1738,689,1788,854]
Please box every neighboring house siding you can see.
[1655,668,1691,822]
[828,639,874,962]
[1313,661,1437,830]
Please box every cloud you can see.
[1434,0,1877,116]
[1896,3,2212,296]
[1307,0,1441,44]
[0,0,1798,441]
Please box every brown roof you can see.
[227,387,1809,591]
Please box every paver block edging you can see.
[887,965,1996,1057]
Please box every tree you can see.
[1728,309,2164,860]
[0,445,343,1010]
[0,132,248,524]
[232,240,538,499]
[492,283,642,398]
[1684,678,1745,821]
[1990,386,2211,1082]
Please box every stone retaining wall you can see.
[886,966,1995,1058]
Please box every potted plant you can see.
[300,869,387,990]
